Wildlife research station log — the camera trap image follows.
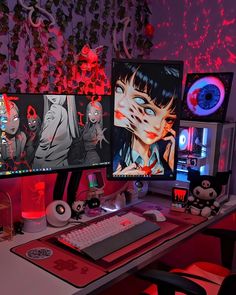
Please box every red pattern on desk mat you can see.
[11,239,106,288]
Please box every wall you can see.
[0,0,152,93]
[147,0,236,269]
[0,0,153,220]
[148,0,236,193]
[0,0,236,221]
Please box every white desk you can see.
[1,195,236,295]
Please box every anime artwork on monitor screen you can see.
[0,93,110,178]
[109,59,183,180]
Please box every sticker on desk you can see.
[26,247,53,260]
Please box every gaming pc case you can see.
[149,120,236,203]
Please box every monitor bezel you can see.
[107,58,184,181]
[0,93,111,179]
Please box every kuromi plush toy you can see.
[187,168,231,218]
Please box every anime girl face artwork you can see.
[25,105,42,166]
[87,101,102,124]
[28,117,39,132]
[111,60,183,178]
[80,99,108,166]
[4,102,20,136]
[67,95,110,167]
[27,105,41,132]
[0,96,27,170]
[0,93,111,178]
[114,72,177,146]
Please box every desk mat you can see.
[11,239,106,288]
[11,203,207,288]
[131,201,207,225]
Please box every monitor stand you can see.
[53,171,83,207]
[53,171,69,201]
[67,171,83,207]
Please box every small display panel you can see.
[0,93,110,178]
[171,187,188,212]
[181,72,234,122]
[108,59,184,180]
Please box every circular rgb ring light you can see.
[186,76,225,116]
[179,129,189,151]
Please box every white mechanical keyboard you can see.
[58,212,146,250]
[57,211,160,260]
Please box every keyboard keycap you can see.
[57,212,160,260]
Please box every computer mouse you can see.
[143,210,166,222]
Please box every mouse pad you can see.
[11,239,106,288]
[11,203,206,287]
[132,201,207,225]
[11,220,186,280]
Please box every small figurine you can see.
[72,200,86,219]
[187,168,231,218]
[13,221,24,235]
[85,197,102,217]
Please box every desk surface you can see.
[1,195,236,295]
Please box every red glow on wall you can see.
[2,0,236,222]
[227,49,236,63]
[68,44,110,95]
[222,19,235,26]
[152,0,236,75]
[145,23,155,38]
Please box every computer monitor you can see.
[0,93,110,178]
[107,58,184,180]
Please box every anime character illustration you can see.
[112,61,182,177]
[25,105,42,166]
[67,95,110,167]
[32,94,79,168]
[0,95,27,170]
[70,100,109,166]
[80,99,109,166]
